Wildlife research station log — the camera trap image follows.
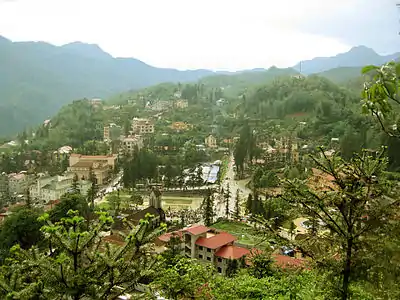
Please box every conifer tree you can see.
[202,189,214,226]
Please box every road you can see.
[214,154,251,218]
[94,171,123,204]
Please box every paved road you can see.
[214,154,251,219]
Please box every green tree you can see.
[247,251,275,279]
[50,193,90,223]
[152,257,214,300]
[71,173,80,194]
[0,207,43,260]
[362,62,400,138]
[245,193,253,215]
[233,189,240,220]
[87,167,98,209]
[202,189,214,226]
[0,210,166,299]
[224,184,231,218]
[283,148,398,300]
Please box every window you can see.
[207,257,211,261]
[217,258,222,263]
[217,267,222,273]
[199,246,203,250]
[207,248,211,253]
[199,254,203,259]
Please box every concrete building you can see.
[30,174,91,203]
[8,172,32,196]
[158,225,250,275]
[121,135,143,153]
[205,135,217,148]
[131,118,155,134]
[68,154,117,185]
[174,99,188,109]
[103,123,122,142]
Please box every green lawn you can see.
[211,220,271,249]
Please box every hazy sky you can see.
[0,0,399,71]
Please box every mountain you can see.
[0,36,215,136]
[294,46,400,74]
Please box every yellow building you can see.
[205,135,217,148]
[68,154,117,185]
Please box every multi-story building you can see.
[157,225,251,275]
[121,135,143,153]
[30,174,91,203]
[68,154,117,185]
[103,123,122,142]
[131,118,155,134]
[8,172,32,196]
[205,135,217,148]
[174,99,188,109]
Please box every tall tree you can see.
[202,189,214,226]
[87,167,98,209]
[233,189,240,220]
[224,184,231,218]
[71,173,80,194]
[283,148,398,300]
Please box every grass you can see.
[211,220,272,249]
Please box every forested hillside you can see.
[1,35,399,137]
[0,36,212,136]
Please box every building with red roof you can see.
[157,224,252,275]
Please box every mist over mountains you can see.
[0,35,398,136]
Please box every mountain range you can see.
[0,34,399,136]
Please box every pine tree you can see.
[246,193,253,214]
[87,167,98,209]
[0,210,166,299]
[71,173,80,194]
[25,188,31,208]
[233,189,240,220]
[224,184,231,218]
[202,189,214,226]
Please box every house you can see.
[170,122,189,131]
[121,135,143,152]
[53,145,73,160]
[8,172,32,196]
[205,135,217,148]
[68,154,117,185]
[157,225,251,275]
[149,187,162,209]
[174,99,188,109]
[104,123,122,142]
[131,118,155,134]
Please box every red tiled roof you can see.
[184,225,210,235]
[158,231,183,243]
[195,232,236,249]
[272,254,305,269]
[215,245,250,259]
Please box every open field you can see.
[211,220,272,249]
[101,190,203,211]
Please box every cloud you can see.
[1,0,394,70]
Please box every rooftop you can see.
[215,245,250,259]
[195,232,236,249]
[184,224,210,235]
